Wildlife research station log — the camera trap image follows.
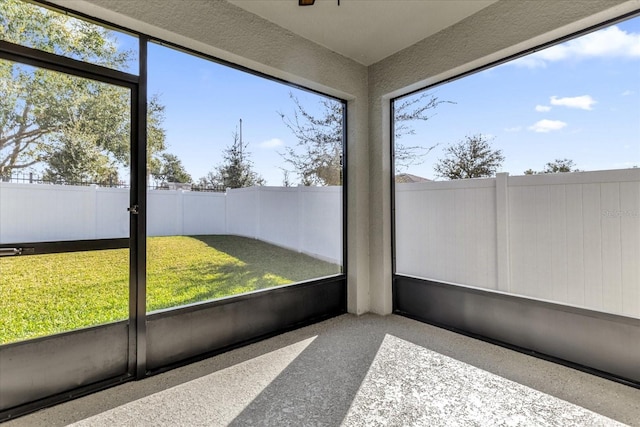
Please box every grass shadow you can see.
[1,235,342,343]
[191,235,341,282]
[146,235,341,312]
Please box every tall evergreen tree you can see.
[200,131,264,189]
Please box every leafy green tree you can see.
[42,121,119,184]
[279,92,449,186]
[0,0,129,67]
[200,131,264,189]
[151,153,192,184]
[524,158,580,175]
[434,134,505,180]
[543,158,579,173]
[0,0,166,179]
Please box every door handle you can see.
[0,247,34,257]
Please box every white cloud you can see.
[528,119,567,133]
[550,95,596,110]
[258,138,284,148]
[504,126,522,132]
[535,105,551,112]
[622,90,635,96]
[511,25,640,68]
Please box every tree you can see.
[42,121,119,184]
[544,158,579,173]
[0,0,166,179]
[151,153,192,184]
[278,95,343,186]
[200,131,264,189]
[524,158,580,175]
[281,169,293,187]
[393,93,451,169]
[434,134,505,180]
[278,92,450,186]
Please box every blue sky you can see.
[147,42,325,186]
[125,14,639,184]
[5,2,639,185]
[397,16,640,180]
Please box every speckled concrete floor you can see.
[5,314,640,426]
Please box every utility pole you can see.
[239,118,243,162]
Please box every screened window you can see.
[145,42,344,312]
[393,16,640,319]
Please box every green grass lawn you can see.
[0,235,340,345]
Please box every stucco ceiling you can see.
[226,0,498,66]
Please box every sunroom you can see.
[0,0,639,424]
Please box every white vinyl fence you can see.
[395,169,640,319]
[0,184,342,264]
[3,169,638,317]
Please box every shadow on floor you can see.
[6,314,640,426]
[228,316,386,426]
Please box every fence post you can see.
[92,184,99,239]
[177,190,184,236]
[224,189,228,235]
[254,187,260,240]
[297,185,304,253]
[496,172,510,292]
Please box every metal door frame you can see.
[0,37,146,416]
